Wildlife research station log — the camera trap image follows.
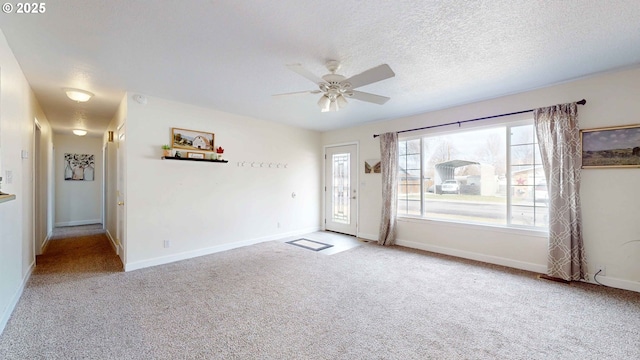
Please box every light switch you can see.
[6,170,13,184]
[21,150,29,159]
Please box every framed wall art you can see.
[581,124,640,168]
[364,159,381,173]
[172,127,214,152]
[64,153,95,181]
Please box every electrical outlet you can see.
[164,240,170,248]
[595,264,606,276]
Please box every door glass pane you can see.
[332,153,350,224]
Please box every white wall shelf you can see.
[0,194,16,203]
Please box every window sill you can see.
[398,216,548,238]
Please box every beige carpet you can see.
[1,232,639,359]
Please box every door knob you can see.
[118,201,124,206]
[351,196,356,199]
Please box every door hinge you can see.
[324,218,326,224]
[324,154,326,159]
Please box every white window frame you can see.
[397,117,549,234]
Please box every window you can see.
[398,121,548,229]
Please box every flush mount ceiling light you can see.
[72,129,87,136]
[64,88,94,102]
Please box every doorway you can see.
[116,122,126,265]
[34,119,44,254]
[324,144,358,236]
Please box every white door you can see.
[325,144,357,236]
[116,123,126,263]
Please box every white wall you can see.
[0,30,53,333]
[123,95,322,270]
[53,134,103,227]
[322,66,640,292]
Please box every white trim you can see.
[40,231,52,254]
[396,238,547,274]
[124,226,321,272]
[102,143,107,228]
[0,260,35,334]
[105,229,119,255]
[54,219,102,227]
[583,275,640,293]
[118,243,125,261]
[397,216,548,238]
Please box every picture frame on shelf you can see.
[187,152,206,159]
[581,124,640,168]
[172,127,214,152]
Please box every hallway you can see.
[38,224,122,273]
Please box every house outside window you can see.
[398,121,548,230]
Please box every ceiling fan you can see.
[274,60,395,112]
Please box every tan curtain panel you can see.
[534,102,586,281]
[378,132,398,246]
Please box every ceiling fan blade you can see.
[342,64,395,89]
[349,90,390,105]
[272,90,321,97]
[286,64,326,85]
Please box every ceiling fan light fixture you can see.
[336,94,349,109]
[65,88,94,102]
[72,129,88,136]
[318,95,331,112]
[280,60,395,112]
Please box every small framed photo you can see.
[581,124,640,168]
[172,127,214,151]
[187,152,205,159]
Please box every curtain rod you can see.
[372,99,586,138]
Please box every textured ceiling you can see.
[1,1,639,135]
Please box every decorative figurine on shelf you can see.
[216,146,224,160]
[175,151,182,158]
[162,144,171,157]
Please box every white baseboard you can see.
[396,239,547,274]
[39,231,52,255]
[583,274,640,293]
[398,239,640,293]
[124,226,321,272]
[54,219,101,227]
[105,229,118,255]
[0,260,35,335]
[104,229,125,265]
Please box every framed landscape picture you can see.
[581,124,640,168]
[172,127,214,151]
